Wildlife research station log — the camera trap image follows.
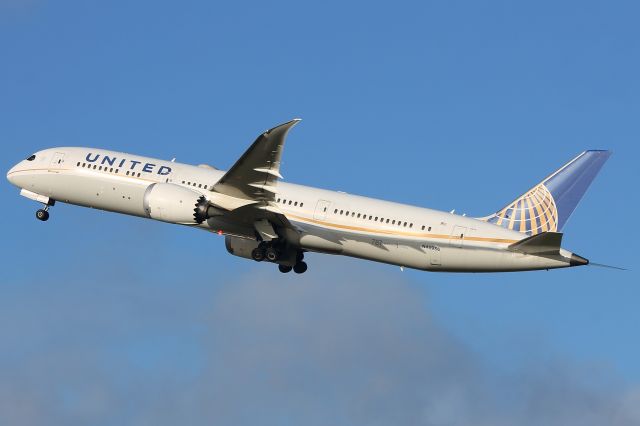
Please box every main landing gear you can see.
[277,257,308,274]
[251,242,308,274]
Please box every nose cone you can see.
[7,165,17,185]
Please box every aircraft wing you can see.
[208,119,302,240]
[213,119,300,201]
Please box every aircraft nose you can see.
[7,164,19,186]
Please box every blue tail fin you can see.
[482,150,611,235]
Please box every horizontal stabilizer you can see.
[508,231,563,255]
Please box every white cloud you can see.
[0,260,637,425]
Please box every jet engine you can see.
[225,236,260,259]
[143,183,215,224]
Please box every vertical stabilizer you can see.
[482,150,611,234]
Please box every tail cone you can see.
[569,253,589,266]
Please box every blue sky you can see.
[1,1,639,424]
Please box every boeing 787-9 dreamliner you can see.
[7,119,611,274]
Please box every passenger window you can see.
[334,209,338,214]
[340,210,344,215]
[357,213,361,218]
[288,200,292,205]
[428,226,432,231]
[278,198,281,203]
[126,171,130,176]
[294,202,298,206]
[386,219,390,223]
[300,203,304,207]
[404,222,407,227]
[204,185,208,189]
[93,165,97,169]
[351,212,355,217]
[421,225,425,230]
[369,215,372,220]
[346,211,349,216]
[98,166,102,171]
[410,223,413,228]
[375,217,378,221]
[137,172,141,177]
[199,184,202,188]
[110,168,113,172]
[76,162,80,166]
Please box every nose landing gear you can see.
[36,209,49,221]
[36,206,50,221]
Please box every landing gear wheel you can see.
[36,209,49,221]
[251,248,265,262]
[278,264,293,273]
[265,247,279,262]
[296,251,305,262]
[293,261,308,274]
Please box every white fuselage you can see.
[7,147,579,272]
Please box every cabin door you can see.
[50,152,65,169]
[314,200,332,221]
[450,225,467,248]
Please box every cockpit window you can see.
[26,154,36,161]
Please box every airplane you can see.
[6,119,611,274]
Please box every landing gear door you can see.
[313,199,331,221]
[50,152,65,169]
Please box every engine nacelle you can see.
[143,183,209,224]
[225,236,260,259]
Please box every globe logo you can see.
[489,184,558,235]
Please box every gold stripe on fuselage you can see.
[286,213,518,244]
